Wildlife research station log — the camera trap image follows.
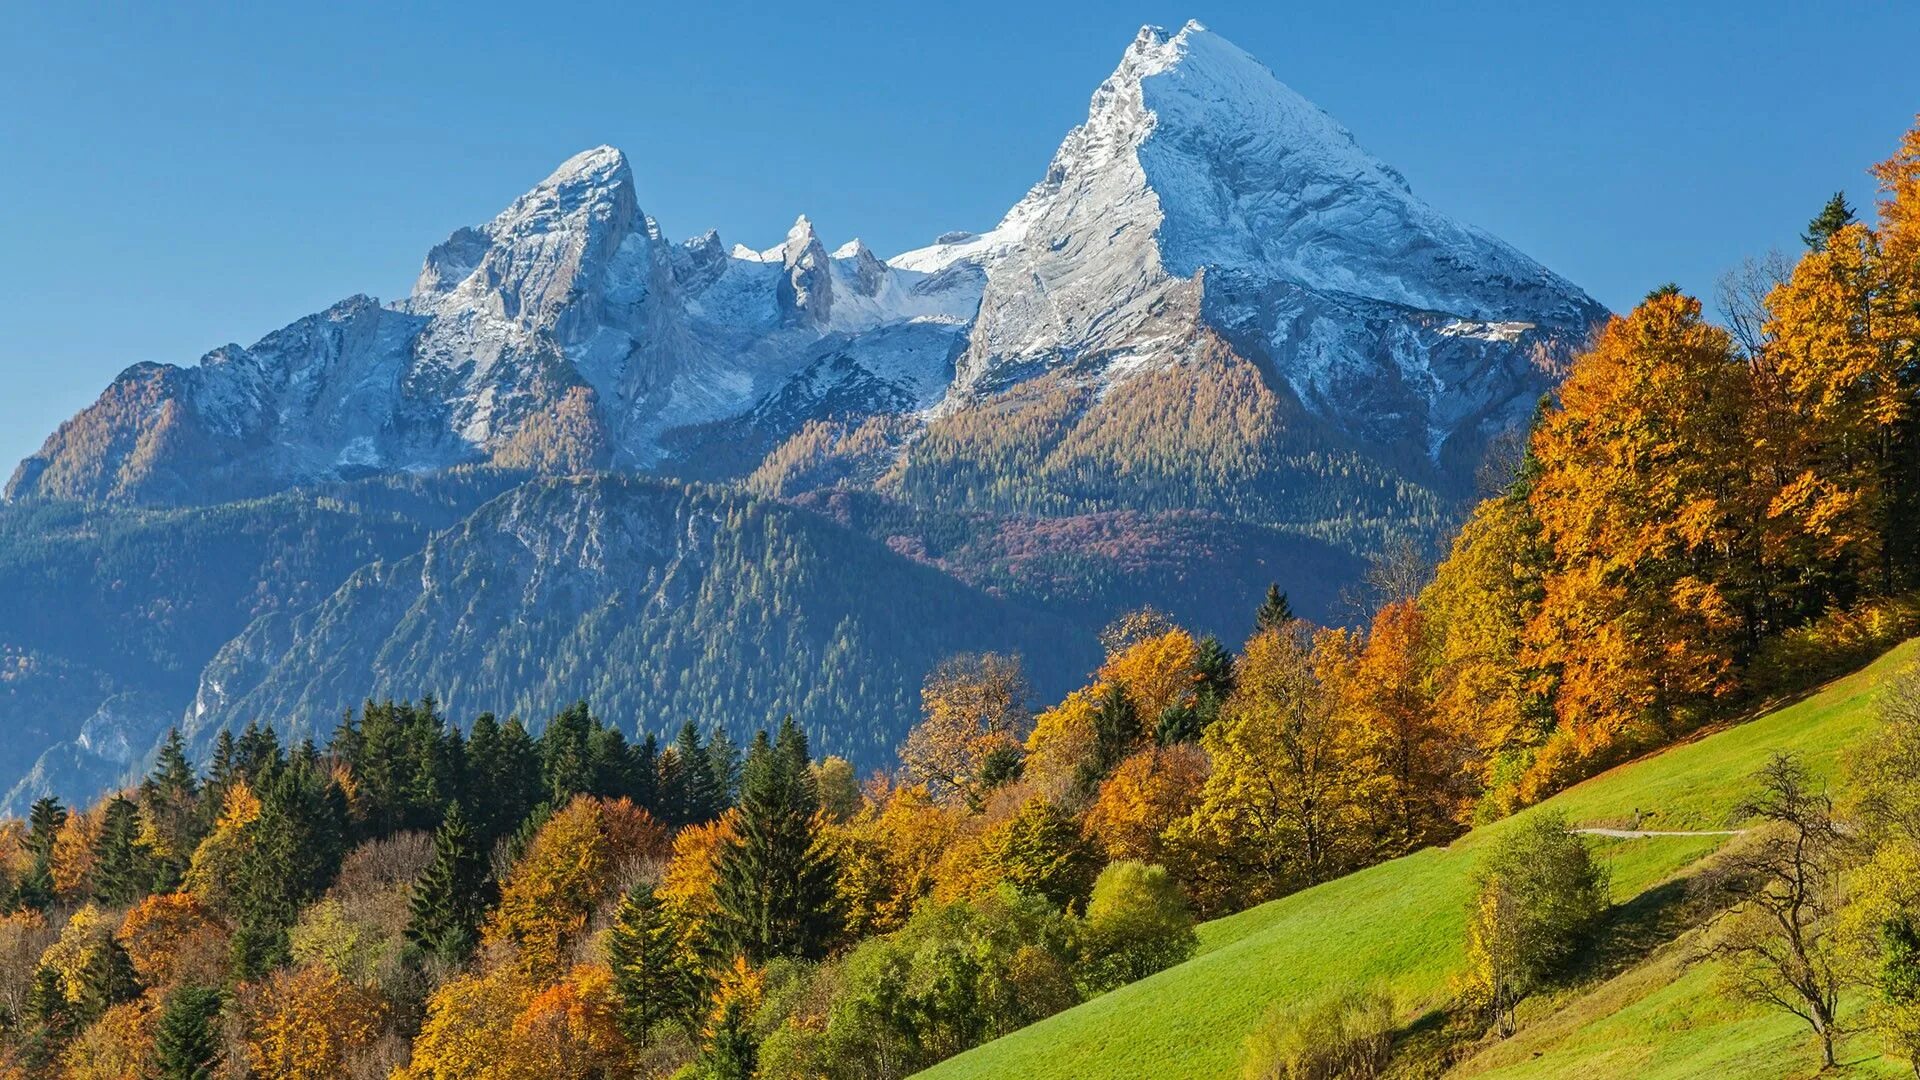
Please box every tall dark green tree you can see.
[74,937,140,1022]
[230,760,348,978]
[406,801,492,965]
[140,729,204,890]
[1079,683,1141,790]
[153,986,224,1080]
[1803,190,1857,251]
[664,722,721,825]
[540,701,597,803]
[712,719,838,962]
[15,797,66,912]
[1255,583,1295,632]
[90,793,146,905]
[466,713,541,844]
[605,886,682,1047]
[707,728,742,808]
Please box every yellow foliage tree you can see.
[900,653,1032,808]
[115,892,227,991]
[1097,628,1201,731]
[483,796,615,982]
[1083,744,1208,865]
[240,964,386,1080]
[58,998,153,1080]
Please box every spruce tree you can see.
[406,801,491,965]
[16,797,66,912]
[1803,190,1856,251]
[1079,683,1140,789]
[1255,584,1295,632]
[605,886,681,1047]
[142,728,203,890]
[707,728,742,808]
[90,794,145,905]
[153,986,223,1080]
[673,722,720,824]
[541,700,597,803]
[75,938,140,1022]
[711,719,837,962]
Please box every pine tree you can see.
[606,887,681,1047]
[23,964,68,1031]
[711,719,838,962]
[707,729,742,808]
[90,793,145,905]
[142,728,203,890]
[153,986,223,1080]
[1080,683,1140,789]
[1193,634,1236,727]
[75,938,140,1022]
[1803,190,1856,251]
[406,801,491,965]
[1255,584,1295,632]
[467,714,540,844]
[15,797,66,911]
[541,700,597,803]
[675,722,721,824]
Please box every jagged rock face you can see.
[8,19,1603,511]
[913,21,1605,482]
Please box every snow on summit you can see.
[10,20,1604,506]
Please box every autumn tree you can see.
[1332,600,1460,855]
[1084,744,1208,866]
[977,797,1101,912]
[485,796,616,981]
[240,964,386,1080]
[900,653,1031,809]
[1526,291,1751,773]
[1168,628,1357,911]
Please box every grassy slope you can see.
[919,641,1919,1080]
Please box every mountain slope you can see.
[918,643,1918,1080]
[0,470,522,811]
[185,476,1100,766]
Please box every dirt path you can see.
[1573,827,1746,839]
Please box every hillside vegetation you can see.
[921,642,1919,1080]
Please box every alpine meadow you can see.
[2,11,1919,1080]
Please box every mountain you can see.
[9,21,1602,532]
[0,20,1606,808]
[182,476,1098,767]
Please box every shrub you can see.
[1078,861,1197,993]
[1461,812,1609,1035]
[1240,988,1394,1080]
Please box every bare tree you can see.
[1693,752,1853,1068]
[1715,250,1794,361]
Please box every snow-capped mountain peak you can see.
[10,20,1601,509]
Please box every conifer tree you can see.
[670,722,721,824]
[90,793,145,905]
[153,986,223,1080]
[1803,190,1857,251]
[540,701,597,803]
[15,797,66,911]
[406,801,491,965]
[707,728,742,807]
[467,713,540,843]
[1080,683,1141,789]
[141,728,203,890]
[1255,584,1295,632]
[712,719,838,962]
[606,886,681,1047]
[75,937,140,1022]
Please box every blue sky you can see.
[3,1,1916,473]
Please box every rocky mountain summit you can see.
[9,20,1602,513]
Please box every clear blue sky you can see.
[4,1,1916,474]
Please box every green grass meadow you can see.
[919,641,1919,1080]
